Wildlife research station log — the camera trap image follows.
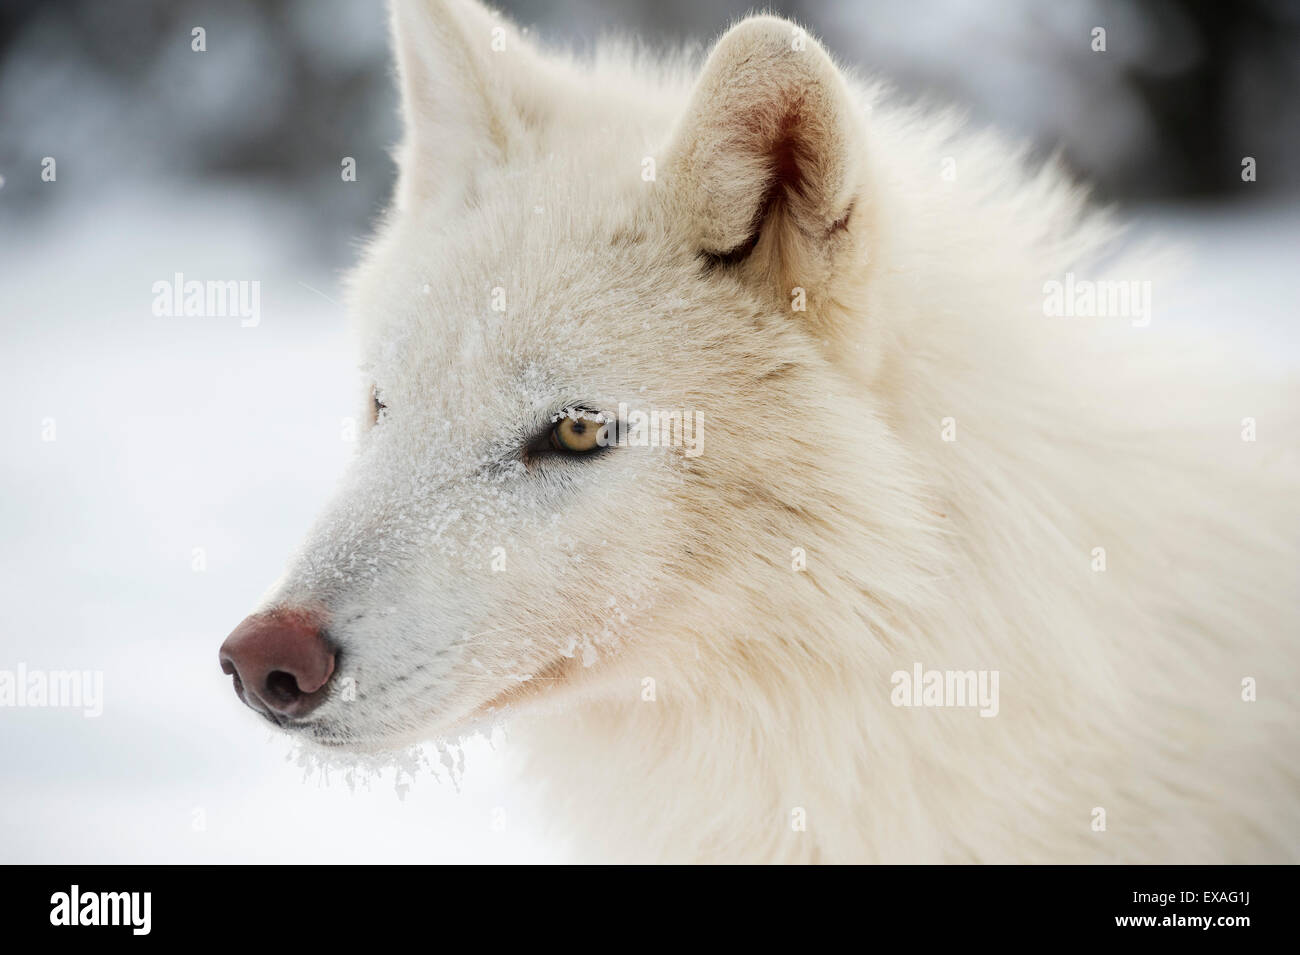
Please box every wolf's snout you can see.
[219,610,336,719]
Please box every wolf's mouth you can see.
[466,655,577,723]
[278,655,580,755]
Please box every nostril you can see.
[264,670,303,706]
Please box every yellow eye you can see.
[550,414,605,453]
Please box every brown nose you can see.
[219,610,336,719]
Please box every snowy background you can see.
[1,0,1297,863]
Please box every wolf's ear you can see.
[665,17,868,309]
[388,0,561,210]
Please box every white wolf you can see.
[219,0,1299,863]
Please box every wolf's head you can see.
[219,0,926,750]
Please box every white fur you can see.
[251,0,1299,863]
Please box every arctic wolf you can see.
[219,0,1299,863]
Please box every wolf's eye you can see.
[550,414,604,454]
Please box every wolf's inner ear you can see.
[665,17,867,300]
[388,0,564,211]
